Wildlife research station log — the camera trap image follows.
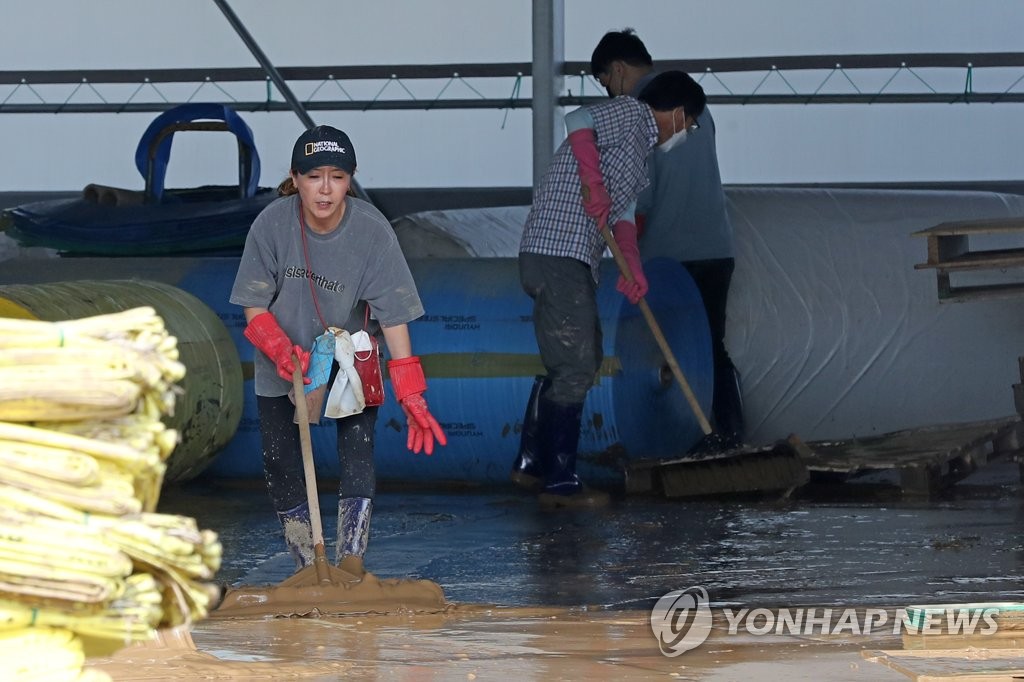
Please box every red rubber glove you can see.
[612,220,648,305]
[567,128,611,224]
[388,356,447,455]
[635,212,647,240]
[243,312,311,384]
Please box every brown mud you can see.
[85,605,907,681]
[213,570,448,618]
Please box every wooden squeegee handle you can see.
[293,359,332,582]
[599,222,713,436]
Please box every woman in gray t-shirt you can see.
[230,125,445,579]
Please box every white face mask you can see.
[659,128,687,153]
[659,109,688,153]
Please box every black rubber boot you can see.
[276,502,314,570]
[510,375,547,491]
[335,496,372,579]
[535,397,610,509]
[712,365,746,450]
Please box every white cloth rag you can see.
[325,329,366,418]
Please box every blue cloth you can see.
[520,96,657,281]
[304,330,335,395]
[632,73,734,261]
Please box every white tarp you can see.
[729,187,1024,443]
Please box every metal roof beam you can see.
[2,53,1022,86]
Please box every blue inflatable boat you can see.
[5,103,276,256]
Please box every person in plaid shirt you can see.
[516,71,707,508]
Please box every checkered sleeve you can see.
[520,97,659,279]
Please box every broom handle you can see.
[599,222,714,436]
[293,360,331,581]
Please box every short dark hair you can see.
[638,70,707,118]
[590,28,653,76]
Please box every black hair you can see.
[637,70,707,118]
[590,28,653,76]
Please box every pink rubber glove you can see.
[244,312,311,384]
[612,220,648,304]
[388,356,447,455]
[567,128,611,224]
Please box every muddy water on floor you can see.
[158,462,1024,611]
[114,465,1023,680]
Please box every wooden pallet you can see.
[913,217,1024,301]
[800,416,1024,496]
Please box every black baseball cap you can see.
[291,125,357,174]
